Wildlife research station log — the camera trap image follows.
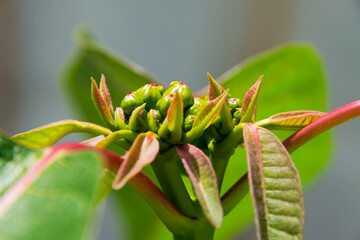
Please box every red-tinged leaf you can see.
[256,110,326,130]
[166,92,184,144]
[241,76,263,123]
[91,77,117,130]
[128,103,147,132]
[184,90,228,142]
[167,92,184,132]
[176,144,223,228]
[243,124,304,240]
[113,132,159,190]
[208,72,225,101]
[207,73,233,135]
[11,120,111,149]
[99,74,114,114]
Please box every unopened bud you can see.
[121,92,144,116]
[156,94,175,116]
[183,115,195,132]
[162,81,194,109]
[135,84,162,111]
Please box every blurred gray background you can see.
[0,1,359,239]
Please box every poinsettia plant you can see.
[0,32,359,240]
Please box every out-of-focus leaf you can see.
[11,120,111,149]
[59,30,167,240]
[243,124,304,239]
[113,133,159,189]
[176,144,223,228]
[208,44,330,239]
[0,134,109,240]
[60,29,162,125]
[256,110,326,130]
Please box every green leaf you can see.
[113,132,159,189]
[184,90,228,142]
[176,144,223,228]
[163,92,184,144]
[207,73,233,135]
[60,31,167,240]
[211,44,330,239]
[60,29,163,125]
[11,120,111,149]
[240,76,262,123]
[243,124,304,239]
[0,134,109,240]
[256,110,326,130]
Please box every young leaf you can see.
[11,120,111,149]
[207,73,233,135]
[113,132,159,190]
[207,72,225,100]
[0,135,107,240]
[184,90,228,142]
[243,124,304,240]
[210,45,330,240]
[91,77,116,130]
[240,76,263,123]
[165,92,184,144]
[176,144,223,228]
[99,74,114,114]
[256,110,326,130]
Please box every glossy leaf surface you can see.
[176,144,223,228]
[0,134,108,240]
[243,124,304,240]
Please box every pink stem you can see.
[222,100,360,214]
[283,100,360,153]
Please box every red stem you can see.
[222,100,360,214]
[283,100,360,153]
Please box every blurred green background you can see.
[0,1,359,239]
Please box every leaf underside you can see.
[176,144,223,228]
[243,124,304,240]
[113,133,159,189]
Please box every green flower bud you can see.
[185,98,207,116]
[162,81,194,109]
[232,108,242,126]
[156,94,175,116]
[157,85,164,95]
[120,92,144,116]
[228,98,242,113]
[135,84,162,111]
[183,115,195,132]
[148,109,163,132]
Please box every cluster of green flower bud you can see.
[91,74,245,145]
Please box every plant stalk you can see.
[221,100,360,214]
